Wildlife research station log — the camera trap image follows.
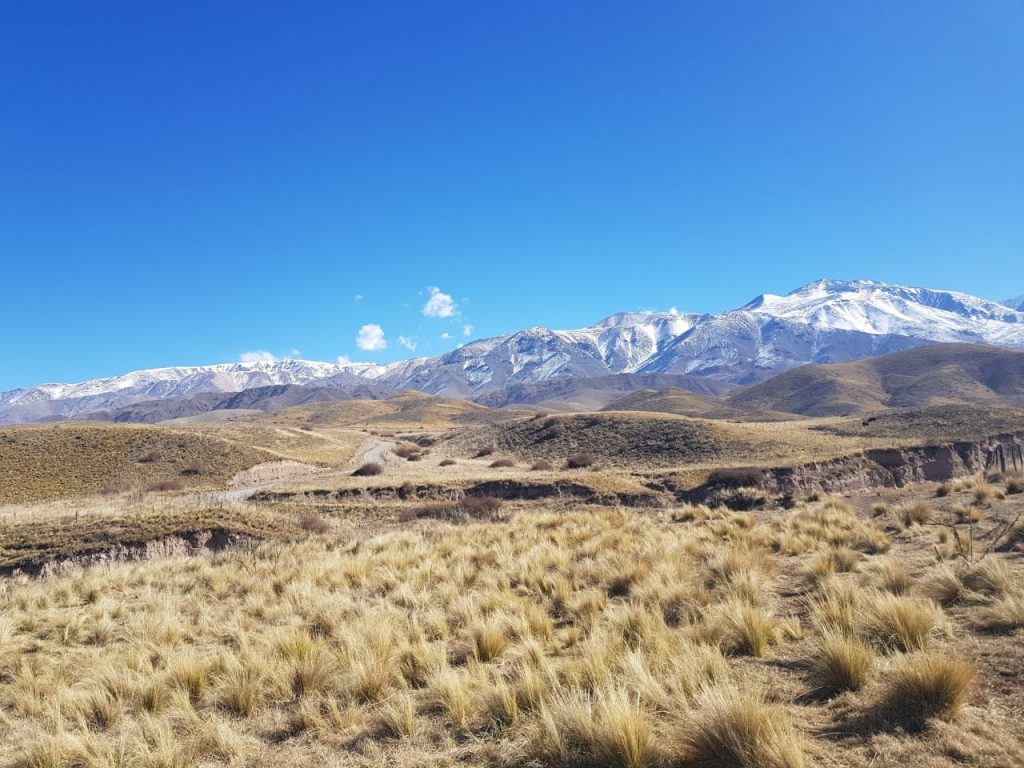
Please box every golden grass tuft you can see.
[858,592,946,653]
[530,686,660,768]
[682,686,806,768]
[809,631,874,695]
[897,501,933,527]
[873,654,974,732]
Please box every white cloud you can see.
[669,307,680,316]
[356,324,387,351]
[289,348,302,357]
[239,350,277,363]
[397,335,418,351]
[354,294,364,302]
[462,324,474,337]
[440,331,452,340]
[337,355,352,365]
[422,286,456,318]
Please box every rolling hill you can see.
[727,343,1024,416]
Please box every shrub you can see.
[809,632,873,695]
[489,458,515,468]
[474,445,496,458]
[1006,474,1024,494]
[530,459,553,471]
[874,654,974,732]
[146,480,183,493]
[352,462,383,477]
[413,496,504,522]
[683,686,806,768]
[299,513,331,534]
[460,496,504,519]
[707,467,765,488]
[935,481,953,497]
[565,453,596,469]
[439,458,456,467]
[393,444,422,460]
[137,451,162,464]
[179,463,209,476]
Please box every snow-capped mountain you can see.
[343,279,1024,393]
[1005,295,1024,312]
[4,279,1024,423]
[0,360,368,423]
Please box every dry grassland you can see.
[1,481,1022,767]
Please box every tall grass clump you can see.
[873,654,974,732]
[682,686,805,768]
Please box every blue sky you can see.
[2,2,1022,390]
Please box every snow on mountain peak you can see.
[4,278,1024,423]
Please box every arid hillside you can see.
[728,344,1024,416]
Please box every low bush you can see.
[439,458,456,467]
[707,467,765,488]
[393,444,422,460]
[298,513,331,534]
[146,480,183,493]
[353,462,384,477]
[565,453,596,469]
[473,445,496,458]
[530,459,553,471]
[489,458,515,468]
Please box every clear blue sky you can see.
[2,2,1022,389]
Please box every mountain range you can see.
[3,279,1023,424]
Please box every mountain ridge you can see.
[4,279,1024,424]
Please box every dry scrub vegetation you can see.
[1,493,1021,767]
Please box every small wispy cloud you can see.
[422,286,456,318]
[288,348,302,357]
[356,324,387,351]
[337,355,352,365]
[440,331,452,340]
[239,350,277,363]
[397,335,418,351]
[462,324,474,337]
[354,294,364,302]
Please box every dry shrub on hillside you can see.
[298,513,331,534]
[352,462,383,477]
[530,459,553,471]
[473,445,496,458]
[439,458,457,467]
[489,458,516,468]
[393,443,422,460]
[146,479,183,493]
[565,453,596,469]
[412,495,506,523]
[707,466,765,488]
